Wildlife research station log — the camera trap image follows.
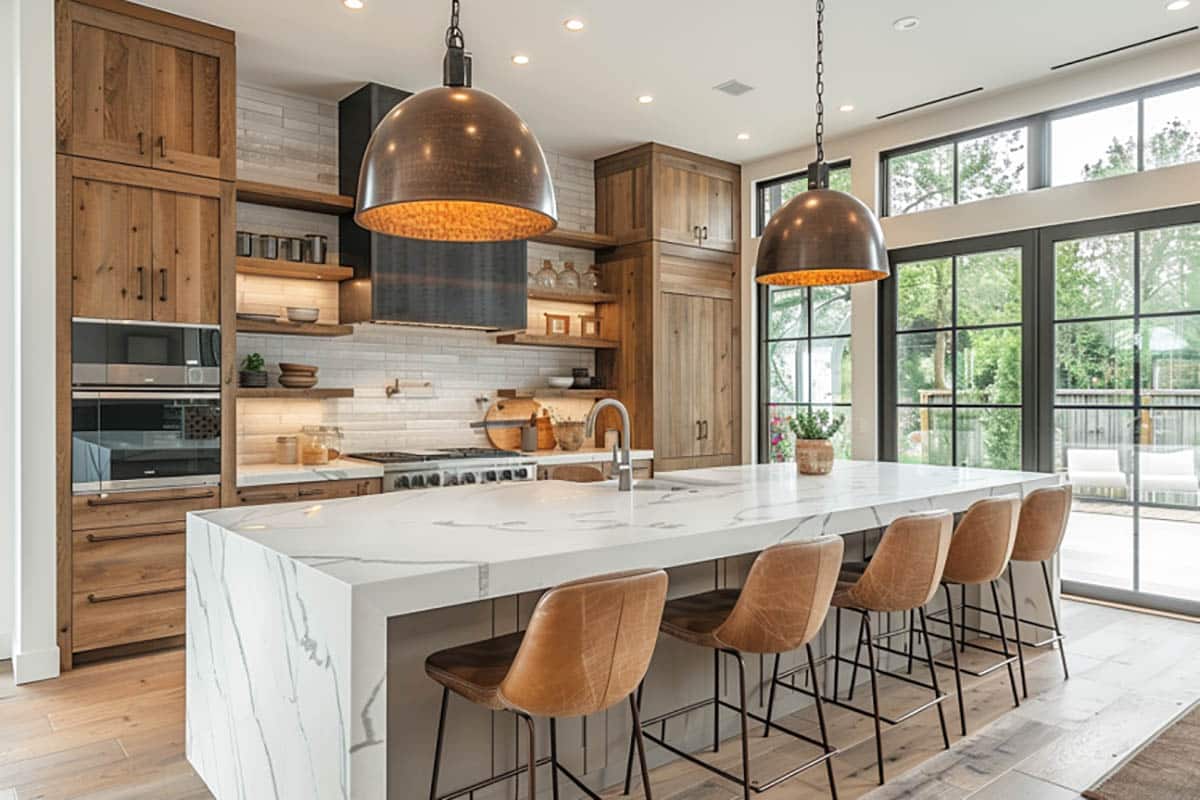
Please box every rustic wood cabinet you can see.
[596,143,740,253]
[57,0,235,180]
[234,478,382,506]
[66,159,222,324]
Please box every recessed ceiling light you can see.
[1166,0,1190,10]
[736,133,750,141]
[511,54,530,65]
[343,0,363,8]
[637,95,654,104]
[893,16,920,31]
[564,18,585,31]
[839,104,855,112]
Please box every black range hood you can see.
[338,83,528,331]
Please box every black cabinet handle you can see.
[158,268,168,302]
[87,584,184,604]
[701,225,709,241]
[158,135,166,158]
[135,266,145,300]
[137,131,145,155]
[696,420,702,440]
[86,489,215,507]
[297,487,327,497]
[86,527,184,543]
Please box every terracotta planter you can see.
[795,438,834,475]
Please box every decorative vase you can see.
[795,438,834,475]
[553,421,586,451]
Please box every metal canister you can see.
[257,234,279,260]
[236,230,254,257]
[281,237,305,262]
[304,234,328,264]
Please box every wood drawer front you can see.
[72,487,219,530]
[235,478,381,505]
[72,524,184,594]
[235,485,300,505]
[72,580,185,652]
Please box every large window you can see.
[883,235,1034,470]
[882,74,1200,216]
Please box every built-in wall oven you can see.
[72,320,221,493]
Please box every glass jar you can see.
[275,435,299,465]
[581,264,601,292]
[535,259,558,289]
[323,425,345,461]
[299,425,330,465]
[556,260,581,291]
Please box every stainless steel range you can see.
[348,447,537,492]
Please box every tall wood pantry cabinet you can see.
[54,0,237,669]
[594,144,742,471]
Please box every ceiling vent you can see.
[713,79,755,97]
[1051,26,1197,70]
[876,86,984,120]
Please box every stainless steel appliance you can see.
[71,390,221,492]
[72,319,221,388]
[348,447,536,492]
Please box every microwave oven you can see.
[72,319,220,388]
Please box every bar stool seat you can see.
[425,631,525,710]
[658,589,740,647]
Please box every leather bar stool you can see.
[425,569,668,800]
[626,537,844,799]
[795,511,954,787]
[927,496,1023,735]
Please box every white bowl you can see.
[286,306,320,323]
[548,377,575,389]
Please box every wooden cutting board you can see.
[483,399,555,451]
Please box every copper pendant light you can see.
[755,0,889,286]
[354,0,558,242]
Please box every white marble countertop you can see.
[532,447,654,466]
[197,461,1059,617]
[236,459,384,487]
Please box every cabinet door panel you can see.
[68,24,153,166]
[150,189,177,321]
[694,296,717,457]
[73,178,133,319]
[169,193,221,323]
[655,162,702,247]
[152,44,222,178]
[128,186,153,319]
[709,298,735,456]
[657,292,699,460]
[704,175,738,253]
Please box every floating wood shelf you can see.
[529,229,618,250]
[496,333,619,350]
[527,288,619,304]
[497,388,616,399]
[236,257,354,281]
[237,387,354,399]
[236,180,355,215]
[236,319,354,337]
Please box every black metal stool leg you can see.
[712,649,721,752]
[730,650,751,800]
[763,653,780,738]
[549,718,561,800]
[518,713,537,800]
[1043,560,1070,679]
[629,694,653,799]
[429,687,449,800]
[989,580,1021,709]
[847,612,866,702]
[833,607,842,699]
[907,609,916,675]
[960,584,968,653]
[622,682,643,795]
[861,612,885,785]
[942,584,967,736]
[806,643,839,800]
[1007,563,1028,698]
[917,608,950,750]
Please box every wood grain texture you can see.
[71,487,219,531]
[234,318,353,337]
[235,179,354,215]
[56,157,76,670]
[233,477,381,506]
[235,257,353,282]
[218,179,238,506]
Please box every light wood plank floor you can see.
[1,600,1195,799]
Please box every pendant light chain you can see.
[445,0,464,49]
[814,0,825,164]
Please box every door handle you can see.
[135,266,146,300]
[696,420,702,440]
[86,526,184,543]
[692,225,700,241]
[701,225,709,241]
[87,584,185,604]
[86,489,215,507]
[159,268,168,302]
[239,492,292,503]
[297,487,327,497]
[158,135,166,158]
[137,131,145,155]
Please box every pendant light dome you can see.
[354,0,557,242]
[755,0,889,286]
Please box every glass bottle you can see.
[535,259,558,290]
[556,260,581,291]
[581,264,601,292]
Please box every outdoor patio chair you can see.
[1066,448,1128,493]
[1139,448,1200,494]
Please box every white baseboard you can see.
[13,645,60,684]
[0,632,10,661]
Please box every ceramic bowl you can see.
[286,307,320,323]
[548,377,575,389]
[279,362,319,375]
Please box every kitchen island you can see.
[185,461,1060,800]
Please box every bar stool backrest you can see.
[849,511,954,612]
[498,569,669,718]
[942,496,1021,585]
[714,536,845,654]
[1011,484,1073,563]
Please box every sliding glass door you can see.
[1041,209,1200,611]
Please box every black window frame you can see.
[881,72,1200,217]
[754,160,851,236]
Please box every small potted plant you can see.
[788,409,844,475]
[239,353,267,388]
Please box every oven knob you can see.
[514,467,528,479]
[445,473,459,486]
[396,475,410,490]
[500,469,513,480]
[411,474,425,488]
[463,473,477,484]
[484,470,497,482]
[429,473,441,487]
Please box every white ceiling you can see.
[145,0,1197,163]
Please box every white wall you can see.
[0,0,18,663]
[740,39,1200,463]
[7,0,59,683]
